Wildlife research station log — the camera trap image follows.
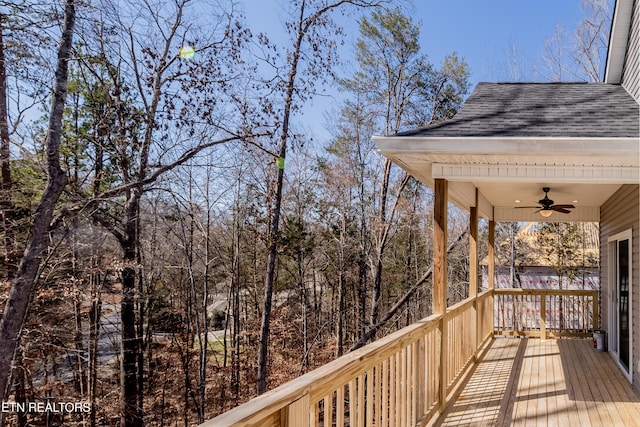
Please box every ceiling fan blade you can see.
[551,206,571,214]
[514,206,541,209]
[552,204,575,209]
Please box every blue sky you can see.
[240,0,612,140]
[414,0,590,82]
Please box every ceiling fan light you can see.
[540,210,553,218]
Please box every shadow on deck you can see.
[434,338,640,426]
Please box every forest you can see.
[0,0,608,426]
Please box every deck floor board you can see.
[435,338,640,426]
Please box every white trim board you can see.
[432,164,639,184]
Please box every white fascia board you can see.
[372,135,640,156]
[432,163,640,184]
[605,0,634,84]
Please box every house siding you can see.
[600,184,640,389]
[622,0,640,101]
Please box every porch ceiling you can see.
[372,136,639,222]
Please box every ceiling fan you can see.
[516,187,575,218]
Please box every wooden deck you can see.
[434,338,640,426]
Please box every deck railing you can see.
[494,288,598,339]
[202,290,494,427]
[201,288,597,426]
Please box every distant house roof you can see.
[395,82,639,139]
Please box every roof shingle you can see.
[396,82,639,138]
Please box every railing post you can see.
[434,179,448,413]
[540,294,547,340]
[593,292,599,332]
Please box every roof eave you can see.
[604,0,634,84]
[373,135,640,156]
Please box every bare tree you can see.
[0,15,14,281]
[541,25,570,81]
[540,0,612,82]
[335,7,469,342]
[255,0,387,395]
[41,1,266,424]
[0,0,76,400]
[573,0,611,81]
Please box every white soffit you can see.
[373,136,640,184]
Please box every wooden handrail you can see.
[203,288,596,426]
[203,291,495,427]
[494,288,598,296]
[494,288,598,339]
[204,314,443,426]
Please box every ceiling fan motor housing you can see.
[539,188,553,207]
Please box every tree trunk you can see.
[256,3,306,396]
[370,158,392,326]
[336,215,345,356]
[13,344,27,427]
[0,17,15,280]
[230,186,241,403]
[197,182,211,424]
[357,214,368,340]
[256,153,286,395]
[0,0,75,399]
[299,246,309,371]
[120,191,143,427]
[88,272,102,427]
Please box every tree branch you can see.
[350,228,468,351]
[51,132,268,229]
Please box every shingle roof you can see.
[396,82,639,138]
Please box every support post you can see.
[433,179,448,315]
[470,203,478,359]
[469,205,478,299]
[489,220,495,337]
[488,220,495,291]
[434,179,448,413]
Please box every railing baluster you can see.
[492,289,598,338]
[366,367,373,427]
[389,355,396,427]
[323,393,330,427]
[357,374,365,427]
[349,379,356,427]
[381,359,388,427]
[401,346,407,426]
[336,384,344,427]
[395,352,401,427]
